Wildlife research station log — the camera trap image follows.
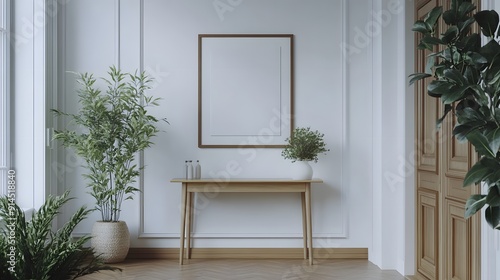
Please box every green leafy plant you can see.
[53,66,163,222]
[0,191,119,279]
[410,0,500,229]
[281,127,329,163]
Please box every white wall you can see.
[5,0,417,274]
[370,0,415,274]
[22,0,500,277]
[58,0,355,248]
[404,0,416,275]
[45,0,413,274]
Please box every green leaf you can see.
[421,35,444,46]
[463,161,491,186]
[449,0,459,13]
[485,66,500,86]
[469,52,488,65]
[466,131,496,157]
[412,20,431,33]
[441,85,468,104]
[465,194,487,218]
[486,185,500,207]
[485,205,500,229]
[442,47,462,63]
[424,6,443,28]
[463,66,479,85]
[427,80,453,96]
[455,106,485,123]
[409,73,432,86]
[417,41,433,51]
[458,16,476,33]
[474,10,499,37]
[470,85,488,106]
[479,157,500,171]
[458,2,476,18]
[484,168,500,185]
[462,33,481,52]
[453,123,481,140]
[487,128,500,156]
[442,10,456,25]
[444,69,467,85]
[437,104,452,128]
[425,55,435,75]
[480,39,500,62]
[493,108,500,124]
[441,26,459,44]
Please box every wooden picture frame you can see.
[198,34,294,148]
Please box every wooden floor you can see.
[79,258,407,280]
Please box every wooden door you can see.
[414,1,481,279]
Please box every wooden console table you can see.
[170,178,323,265]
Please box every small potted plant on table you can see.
[282,127,329,180]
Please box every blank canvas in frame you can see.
[198,34,293,148]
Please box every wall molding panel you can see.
[59,0,373,254]
[136,0,350,241]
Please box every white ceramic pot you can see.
[292,160,313,180]
[91,221,130,263]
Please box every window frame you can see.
[0,0,10,197]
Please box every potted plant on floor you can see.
[53,66,164,262]
[281,127,329,180]
[410,0,500,229]
[0,191,119,279]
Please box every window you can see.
[0,0,9,196]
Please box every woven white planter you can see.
[91,221,130,263]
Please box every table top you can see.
[170,178,323,184]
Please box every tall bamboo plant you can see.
[0,191,119,279]
[410,0,500,229]
[53,66,163,222]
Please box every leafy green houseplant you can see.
[0,191,119,279]
[54,66,162,223]
[282,127,329,180]
[410,0,500,229]
[53,66,163,262]
[282,127,329,163]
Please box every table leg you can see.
[305,184,313,265]
[179,183,188,265]
[186,192,194,259]
[301,192,307,259]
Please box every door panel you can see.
[417,91,439,173]
[415,0,439,175]
[444,177,472,202]
[444,112,470,177]
[415,2,440,279]
[417,190,439,279]
[415,0,440,199]
[418,172,440,192]
[414,0,481,279]
[444,200,470,280]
